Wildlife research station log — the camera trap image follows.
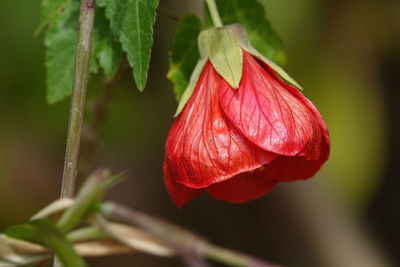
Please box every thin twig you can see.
[60,0,96,198]
[101,202,278,267]
[204,244,275,267]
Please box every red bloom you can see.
[164,51,330,208]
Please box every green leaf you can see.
[35,0,72,35]
[92,7,122,79]
[99,0,159,90]
[44,1,80,104]
[204,0,287,66]
[167,15,202,101]
[5,219,87,267]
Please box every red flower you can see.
[164,51,330,208]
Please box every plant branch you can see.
[205,0,223,27]
[101,202,278,267]
[67,226,109,243]
[204,244,275,267]
[61,0,96,198]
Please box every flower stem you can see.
[60,0,96,198]
[205,0,223,27]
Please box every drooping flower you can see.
[164,25,330,207]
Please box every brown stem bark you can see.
[60,0,96,198]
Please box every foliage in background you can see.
[167,15,202,101]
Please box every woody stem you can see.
[205,0,223,27]
[61,0,96,199]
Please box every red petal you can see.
[218,52,329,159]
[165,61,276,190]
[260,136,330,182]
[207,171,277,203]
[163,161,202,208]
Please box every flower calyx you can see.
[175,24,302,117]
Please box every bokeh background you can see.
[0,0,399,266]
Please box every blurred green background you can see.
[0,0,399,266]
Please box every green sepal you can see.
[228,24,302,90]
[198,26,243,89]
[203,0,287,67]
[174,58,207,117]
[244,46,302,90]
[174,24,302,117]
